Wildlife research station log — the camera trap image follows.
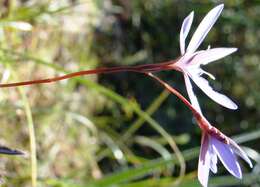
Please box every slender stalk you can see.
[146,73,201,119]
[7,0,15,18]
[19,88,37,187]
[147,73,235,145]
[0,51,190,186]
[5,63,37,187]
[0,60,176,88]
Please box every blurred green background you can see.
[0,0,259,186]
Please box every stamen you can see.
[200,69,216,80]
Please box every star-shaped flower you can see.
[198,118,253,187]
[147,73,253,187]
[172,4,238,111]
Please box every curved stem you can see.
[146,73,202,124]
[0,54,191,186]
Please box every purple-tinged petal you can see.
[186,4,224,54]
[211,136,242,179]
[198,133,210,187]
[188,71,238,110]
[183,73,202,114]
[190,48,237,66]
[180,11,194,55]
[174,52,198,69]
[0,146,24,155]
[229,138,253,168]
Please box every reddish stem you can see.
[147,73,232,144]
[0,57,201,120]
[0,56,231,143]
[146,73,202,120]
[2,57,222,139]
[0,59,177,88]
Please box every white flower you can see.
[172,4,238,112]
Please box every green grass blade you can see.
[19,87,37,187]
[88,148,198,187]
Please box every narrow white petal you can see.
[211,136,242,179]
[190,48,237,66]
[183,73,202,114]
[229,139,253,168]
[209,148,218,173]
[180,12,194,55]
[201,69,216,80]
[186,4,224,54]
[189,71,238,110]
[198,133,210,187]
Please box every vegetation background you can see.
[0,0,259,186]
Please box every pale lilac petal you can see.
[189,71,238,110]
[209,150,218,173]
[198,133,210,187]
[186,4,224,54]
[190,48,237,66]
[211,136,242,179]
[183,73,202,114]
[180,12,194,55]
[229,139,253,168]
